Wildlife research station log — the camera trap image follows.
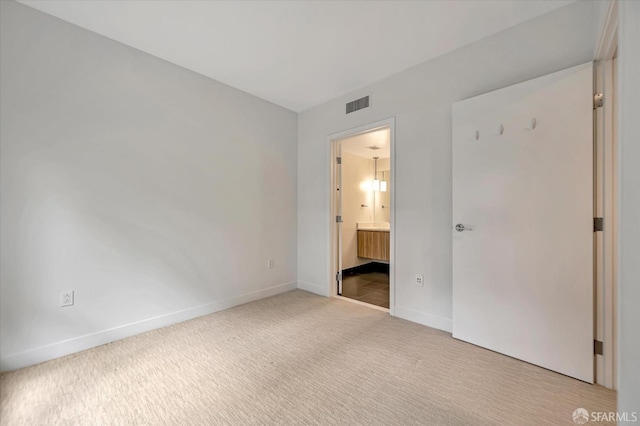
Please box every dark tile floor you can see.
[341,271,389,308]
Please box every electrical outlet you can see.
[60,291,74,307]
[415,274,424,287]
[267,259,274,269]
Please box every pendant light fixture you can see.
[372,157,380,191]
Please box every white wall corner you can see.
[0,281,297,372]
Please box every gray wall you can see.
[297,1,603,332]
[0,1,298,370]
[3,1,634,409]
[618,0,640,415]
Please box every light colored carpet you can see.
[0,290,616,425]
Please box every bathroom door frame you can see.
[328,117,396,315]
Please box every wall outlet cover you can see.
[61,291,74,307]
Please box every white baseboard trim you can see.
[394,305,452,333]
[0,281,297,372]
[297,281,328,297]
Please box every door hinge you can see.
[594,93,604,109]
[594,217,604,232]
[336,215,343,223]
[336,272,342,283]
[594,339,604,355]
[336,157,342,164]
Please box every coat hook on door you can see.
[525,118,537,130]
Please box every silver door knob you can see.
[455,224,466,232]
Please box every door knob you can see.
[454,224,474,232]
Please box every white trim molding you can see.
[1,281,297,372]
[297,281,329,297]
[394,305,452,333]
[595,0,618,61]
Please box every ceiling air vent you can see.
[346,95,370,114]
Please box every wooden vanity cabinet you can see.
[357,230,390,261]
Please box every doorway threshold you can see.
[334,295,390,313]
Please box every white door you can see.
[452,63,594,383]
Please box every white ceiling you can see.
[341,128,390,160]
[18,0,576,112]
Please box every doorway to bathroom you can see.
[329,118,395,312]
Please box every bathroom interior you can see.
[339,128,391,308]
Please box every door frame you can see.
[594,0,618,390]
[328,117,396,315]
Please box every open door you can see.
[452,63,594,383]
